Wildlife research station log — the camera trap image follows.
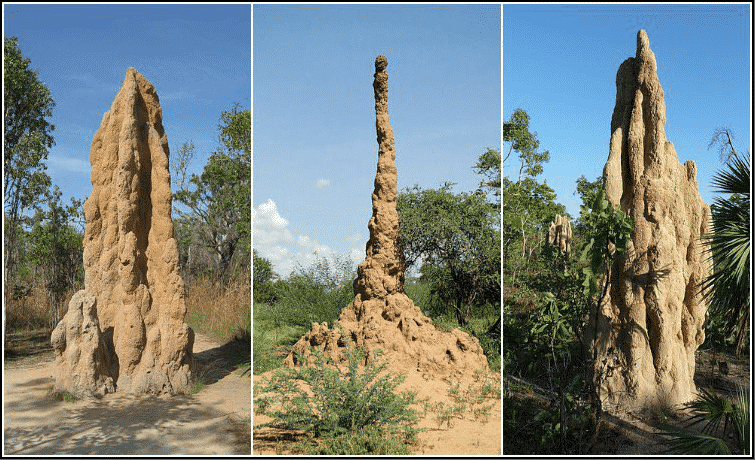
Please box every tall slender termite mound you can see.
[284,56,489,376]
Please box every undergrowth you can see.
[254,340,422,455]
[185,277,251,344]
[425,370,501,429]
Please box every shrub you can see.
[268,254,355,328]
[255,339,421,455]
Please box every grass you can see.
[5,285,77,332]
[48,389,79,403]
[185,277,251,344]
[5,275,251,348]
[252,301,307,375]
[424,370,501,429]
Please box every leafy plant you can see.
[425,372,499,429]
[299,424,417,455]
[578,188,633,298]
[267,253,355,328]
[252,249,278,305]
[255,340,421,454]
[174,104,250,283]
[658,386,750,455]
[699,144,750,356]
[4,36,56,294]
[398,183,499,327]
[27,186,83,329]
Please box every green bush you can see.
[404,276,432,312]
[255,340,421,455]
[269,254,355,328]
[300,424,415,455]
[659,386,750,455]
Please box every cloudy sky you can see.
[253,4,501,277]
[4,4,251,214]
[503,3,751,218]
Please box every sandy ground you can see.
[3,333,251,455]
[253,368,501,455]
[594,349,750,455]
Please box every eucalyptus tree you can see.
[174,104,251,283]
[4,36,55,290]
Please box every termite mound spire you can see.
[589,30,711,411]
[51,68,194,397]
[284,56,489,376]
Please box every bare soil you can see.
[3,330,251,455]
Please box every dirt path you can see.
[3,333,251,455]
[253,368,501,455]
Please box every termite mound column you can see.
[284,56,489,376]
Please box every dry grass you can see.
[5,285,78,332]
[185,277,251,344]
[5,276,251,347]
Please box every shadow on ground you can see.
[194,336,250,386]
[4,330,53,365]
[4,332,251,455]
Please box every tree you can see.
[398,183,499,326]
[501,109,565,279]
[502,108,550,182]
[474,147,502,204]
[174,104,251,282]
[27,187,84,328]
[700,130,750,355]
[4,36,55,291]
[253,249,277,304]
[573,175,604,237]
[171,140,196,192]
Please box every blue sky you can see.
[503,3,751,219]
[4,4,251,221]
[253,4,501,277]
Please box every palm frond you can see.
[732,387,750,454]
[711,151,750,196]
[657,424,731,455]
[699,150,751,353]
[684,388,733,435]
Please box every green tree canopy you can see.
[4,36,55,288]
[27,187,84,328]
[174,103,251,282]
[398,183,499,326]
[474,147,502,204]
[501,109,565,275]
[502,108,550,182]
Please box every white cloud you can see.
[349,247,363,264]
[316,178,330,189]
[253,198,343,277]
[255,199,289,229]
[253,199,295,274]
